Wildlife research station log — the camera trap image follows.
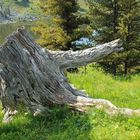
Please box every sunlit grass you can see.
[68,65,140,109]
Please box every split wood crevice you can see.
[0,28,139,123]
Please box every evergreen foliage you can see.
[33,0,91,50]
[87,0,140,74]
[118,0,140,74]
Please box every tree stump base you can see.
[0,27,139,122]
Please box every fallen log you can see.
[0,27,139,123]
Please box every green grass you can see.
[0,65,140,140]
[68,65,140,109]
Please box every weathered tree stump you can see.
[0,28,140,123]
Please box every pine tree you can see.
[33,0,90,50]
[87,0,140,74]
[117,0,140,74]
[87,0,120,75]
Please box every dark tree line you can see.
[86,0,140,75]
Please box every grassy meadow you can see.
[0,65,140,140]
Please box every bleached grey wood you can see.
[50,39,123,69]
[0,28,139,123]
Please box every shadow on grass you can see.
[0,107,92,140]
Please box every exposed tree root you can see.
[73,96,140,116]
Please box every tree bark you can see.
[0,28,139,123]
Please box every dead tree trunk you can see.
[0,28,140,122]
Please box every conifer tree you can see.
[33,0,90,50]
[87,0,120,75]
[87,0,140,74]
[118,0,140,74]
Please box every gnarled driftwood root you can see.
[0,28,139,122]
